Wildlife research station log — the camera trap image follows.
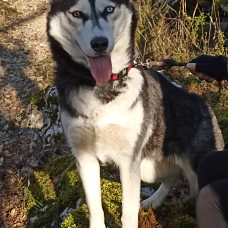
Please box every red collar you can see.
[109,66,132,81]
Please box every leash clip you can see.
[133,58,152,68]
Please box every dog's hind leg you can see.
[119,156,141,228]
[140,158,180,209]
[179,160,198,196]
[189,173,198,197]
[141,175,177,209]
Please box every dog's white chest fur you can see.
[61,69,145,163]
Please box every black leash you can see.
[135,58,224,96]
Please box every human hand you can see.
[186,55,227,82]
[186,63,215,82]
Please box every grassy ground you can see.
[26,156,197,228]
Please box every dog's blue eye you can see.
[106,6,115,14]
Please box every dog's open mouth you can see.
[89,55,112,84]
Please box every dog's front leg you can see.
[119,156,141,228]
[76,152,105,228]
[69,126,105,228]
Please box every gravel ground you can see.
[0,0,53,120]
[0,0,59,227]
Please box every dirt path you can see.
[0,0,53,120]
[0,1,60,227]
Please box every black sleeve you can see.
[190,55,228,82]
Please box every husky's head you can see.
[47,0,137,83]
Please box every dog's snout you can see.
[91,37,108,53]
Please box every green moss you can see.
[26,155,122,227]
[169,215,196,228]
[24,187,42,213]
[155,199,196,228]
[30,84,58,111]
[219,93,228,107]
[30,89,46,110]
[49,107,58,125]
[25,171,57,219]
[44,155,75,178]
[8,120,16,131]
[101,179,122,225]
[59,166,84,207]
[61,213,77,228]
[214,108,228,149]
[26,155,198,228]
[35,171,57,200]
[61,204,89,228]
[25,156,77,227]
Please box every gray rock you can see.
[60,207,73,222]
[39,206,48,212]
[3,124,8,131]
[141,187,155,197]
[0,157,4,166]
[76,198,82,209]
[8,84,64,147]
[29,216,37,224]
[0,144,3,153]
[29,156,38,167]
[3,150,12,158]
[20,106,44,129]
[0,27,7,32]
[0,117,7,126]
[21,166,34,174]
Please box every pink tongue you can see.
[89,55,112,84]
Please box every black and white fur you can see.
[47,0,224,227]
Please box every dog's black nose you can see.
[91,37,108,53]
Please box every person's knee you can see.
[196,180,228,228]
[196,184,217,211]
[196,184,221,227]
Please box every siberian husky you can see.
[47,0,224,227]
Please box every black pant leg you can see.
[197,151,228,190]
[196,179,228,228]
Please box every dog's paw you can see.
[141,198,152,209]
[141,198,162,209]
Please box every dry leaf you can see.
[52,174,61,185]
[10,208,16,218]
